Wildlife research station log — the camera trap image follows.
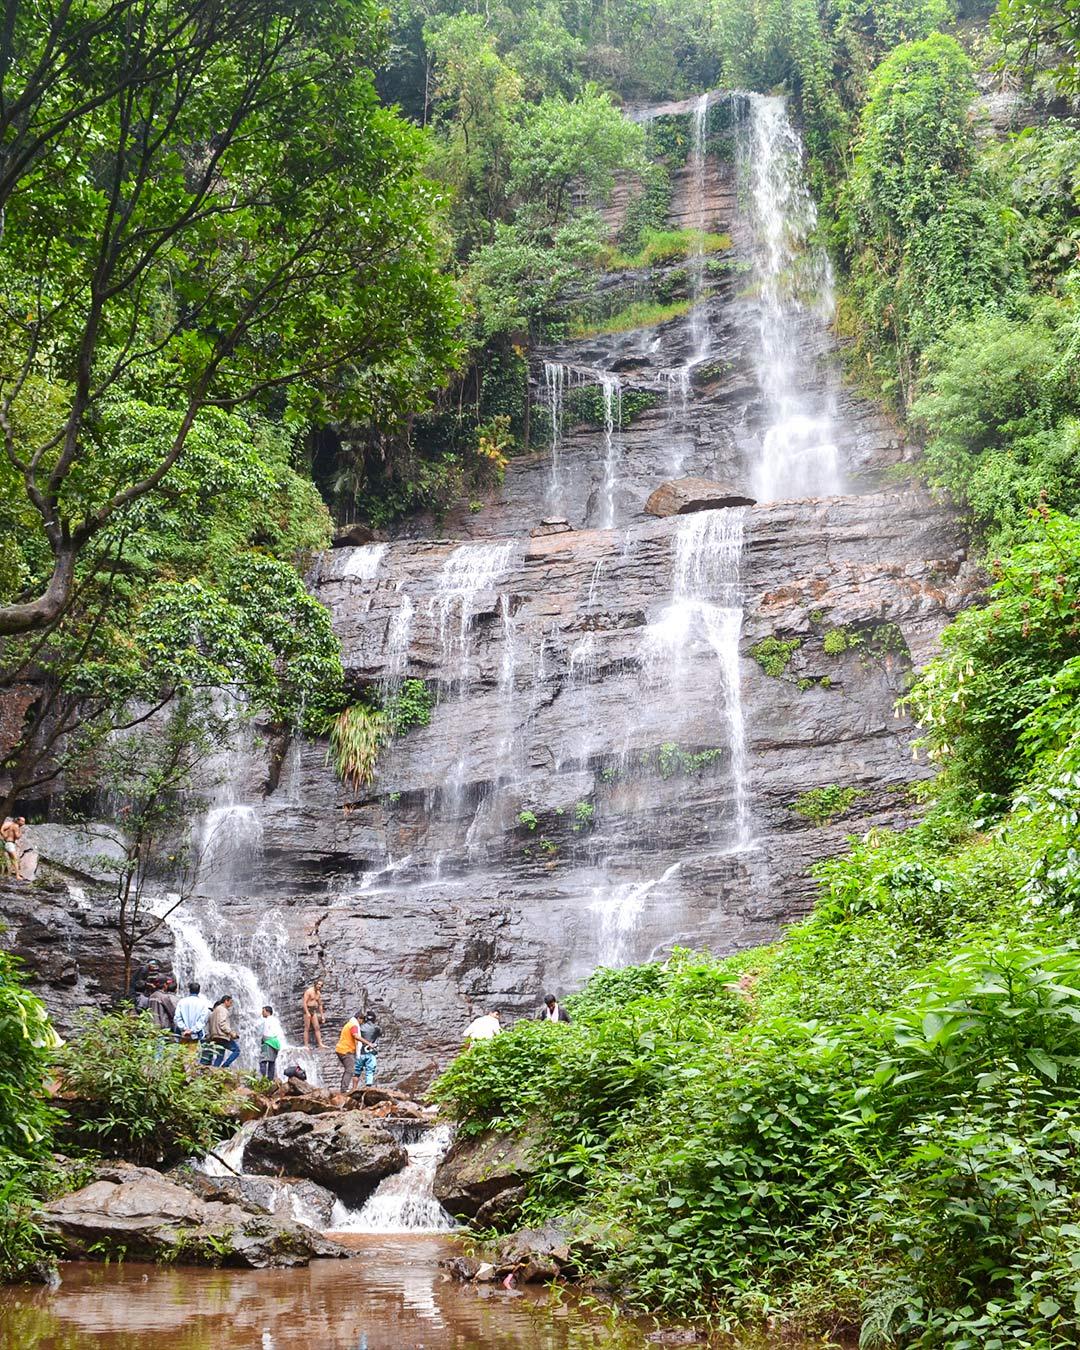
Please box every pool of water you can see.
[0,1236,666,1349]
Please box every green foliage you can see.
[328,704,387,793]
[824,626,859,655]
[791,785,867,824]
[518,810,539,831]
[384,679,435,735]
[841,35,1020,406]
[0,949,59,1281]
[607,229,732,269]
[563,384,663,430]
[567,299,693,340]
[326,678,433,792]
[751,636,802,677]
[55,1011,235,1167]
[914,299,1080,548]
[905,509,1080,815]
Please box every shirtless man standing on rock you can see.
[302,979,325,1048]
[1,817,26,882]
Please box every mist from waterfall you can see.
[743,94,843,503]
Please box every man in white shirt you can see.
[173,982,211,1044]
[463,1010,501,1042]
[260,1005,284,1079]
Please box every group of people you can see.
[300,979,383,1092]
[463,993,571,1042]
[133,961,289,1077]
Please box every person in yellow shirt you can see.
[335,1013,362,1091]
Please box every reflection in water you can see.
[0,1238,645,1350]
[0,1238,836,1348]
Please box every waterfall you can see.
[743,95,842,503]
[598,372,623,529]
[341,543,387,580]
[543,359,572,510]
[644,508,751,846]
[164,901,321,1082]
[431,540,517,688]
[592,508,751,965]
[688,91,712,365]
[329,1125,455,1234]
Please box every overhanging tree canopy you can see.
[0,0,462,638]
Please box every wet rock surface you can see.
[1,95,978,1100]
[243,1111,408,1206]
[39,1162,350,1267]
[0,875,172,1036]
[645,477,756,516]
[433,1127,540,1221]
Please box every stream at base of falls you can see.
[0,1241,837,1349]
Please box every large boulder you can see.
[644,477,755,517]
[433,1126,538,1221]
[176,1169,339,1227]
[39,1163,349,1268]
[243,1110,407,1206]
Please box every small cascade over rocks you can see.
[330,1124,456,1234]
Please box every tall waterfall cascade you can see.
[162,87,975,1088]
[744,95,844,503]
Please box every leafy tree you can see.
[425,13,523,250]
[0,0,461,638]
[905,509,1080,815]
[995,0,1080,93]
[508,87,644,230]
[71,696,235,989]
[841,34,1019,405]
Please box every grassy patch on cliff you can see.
[566,298,693,339]
[603,227,732,269]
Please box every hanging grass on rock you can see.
[327,679,434,792]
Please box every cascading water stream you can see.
[329,1125,455,1234]
[163,901,321,1082]
[742,94,843,502]
[687,91,712,365]
[598,372,623,529]
[593,507,751,964]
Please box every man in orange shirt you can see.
[335,1013,362,1092]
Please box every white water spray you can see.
[744,95,842,502]
[330,1125,455,1234]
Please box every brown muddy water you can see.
[0,1235,824,1350]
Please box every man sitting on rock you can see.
[351,1011,381,1089]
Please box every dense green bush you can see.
[0,949,59,1282]
[55,1012,236,1167]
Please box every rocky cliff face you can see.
[2,92,978,1090]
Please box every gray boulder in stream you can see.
[243,1110,407,1206]
[39,1163,350,1268]
[433,1127,539,1221]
